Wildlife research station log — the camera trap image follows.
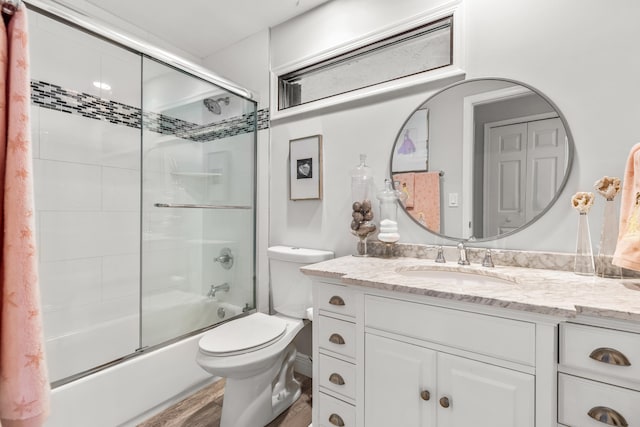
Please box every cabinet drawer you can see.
[317,282,356,317]
[558,374,640,426]
[318,393,355,427]
[318,315,356,359]
[560,323,640,384]
[365,295,535,366]
[318,353,356,400]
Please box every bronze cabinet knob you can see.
[439,396,451,408]
[420,390,431,401]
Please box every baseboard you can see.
[294,352,313,378]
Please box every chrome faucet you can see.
[457,242,470,265]
[207,282,230,298]
[482,249,495,268]
[435,246,446,263]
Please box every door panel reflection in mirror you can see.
[389,78,573,242]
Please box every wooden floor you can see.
[137,373,312,427]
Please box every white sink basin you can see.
[395,268,516,286]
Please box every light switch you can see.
[448,193,459,207]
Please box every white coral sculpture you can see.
[571,191,595,214]
[593,176,621,201]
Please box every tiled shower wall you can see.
[29,10,267,381]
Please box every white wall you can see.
[268,0,640,254]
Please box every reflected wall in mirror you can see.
[390,78,574,241]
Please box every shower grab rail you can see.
[154,203,252,210]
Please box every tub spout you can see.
[208,282,230,298]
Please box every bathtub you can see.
[44,292,242,427]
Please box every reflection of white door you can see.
[484,117,566,236]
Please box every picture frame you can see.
[289,135,323,200]
[391,108,429,173]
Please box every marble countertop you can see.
[301,256,640,323]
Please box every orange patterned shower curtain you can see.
[0,6,50,427]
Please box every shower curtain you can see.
[0,7,50,427]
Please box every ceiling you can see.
[82,0,332,60]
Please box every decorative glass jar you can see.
[350,154,376,256]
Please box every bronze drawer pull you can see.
[420,390,431,401]
[439,396,450,408]
[329,373,345,385]
[329,295,345,306]
[588,406,628,426]
[329,333,345,345]
[589,347,631,366]
[329,413,345,426]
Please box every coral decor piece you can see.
[571,191,595,276]
[571,191,594,214]
[594,176,622,278]
[594,176,621,201]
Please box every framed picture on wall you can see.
[289,135,323,200]
[391,108,429,172]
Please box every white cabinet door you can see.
[365,333,437,427]
[437,353,534,427]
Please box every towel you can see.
[412,171,441,232]
[392,172,415,208]
[612,143,640,271]
[0,9,51,427]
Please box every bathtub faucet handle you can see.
[214,247,234,269]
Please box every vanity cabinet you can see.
[558,322,640,426]
[312,279,553,427]
[364,295,535,427]
[365,333,534,427]
[314,282,357,427]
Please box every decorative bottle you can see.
[571,192,595,276]
[377,179,401,256]
[350,154,376,256]
[594,176,622,278]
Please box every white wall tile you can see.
[39,258,102,312]
[29,11,101,98]
[40,212,103,262]
[100,212,140,256]
[99,43,142,108]
[102,254,140,301]
[39,109,140,170]
[102,167,140,212]
[34,159,102,211]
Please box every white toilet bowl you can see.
[196,245,333,427]
[196,312,305,427]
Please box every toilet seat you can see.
[199,313,287,357]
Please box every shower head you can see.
[203,96,230,115]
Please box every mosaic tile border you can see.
[30,79,269,141]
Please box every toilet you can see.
[196,246,333,427]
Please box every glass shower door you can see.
[141,57,256,348]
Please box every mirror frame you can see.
[389,77,575,242]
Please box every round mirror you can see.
[390,78,574,241]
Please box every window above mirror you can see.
[277,16,454,111]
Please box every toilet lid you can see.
[199,313,287,356]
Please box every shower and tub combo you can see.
[26,1,261,425]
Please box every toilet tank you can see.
[268,246,334,318]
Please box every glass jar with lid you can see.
[350,154,376,256]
